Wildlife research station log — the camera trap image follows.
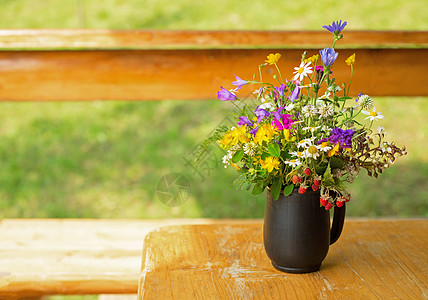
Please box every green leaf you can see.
[232,150,244,163]
[323,165,335,186]
[261,152,270,160]
[283,184,294,196]
[334,177,347,192]
[267,143,281,157]
[270,177,282,200]
[330,157,344,169]
[251,182,265,195]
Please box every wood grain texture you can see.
[138,220,428,300]
[1,30,427,50]
[0,48,427,101]
[0,218,259,298]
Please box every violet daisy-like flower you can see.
[329,127,355,150]
[217,86,237,101]
[320,48,339,68]
[231,75,248,90]
[322,20,347,36]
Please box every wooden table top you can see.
[138,219,427,299]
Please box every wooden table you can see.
[138,219,428,299]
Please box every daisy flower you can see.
[362,107,385,121]
[293,62,313,81]
[318,141,332,152]
[290,150,307,159]
[284,103,295,111]
[302,126,321,133]
[305,145,321,159]
[297,137,315,148]
[284,159,302,167]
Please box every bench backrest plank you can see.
[0,30,427,101]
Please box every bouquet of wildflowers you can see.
[198,21,406,209]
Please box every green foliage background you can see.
[0,0,427,219]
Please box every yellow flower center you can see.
[370,111,378,117]
[308,145,318,154]
[298,67,305,74]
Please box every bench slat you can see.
[0,48,427,101]
[0,218,259,298]
[1,30,427,50]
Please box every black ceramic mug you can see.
[263,189,346,273]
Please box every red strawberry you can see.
[298,187,307,194]
[343,197,350,202]
[336,200,344,207]
[320,198,328,206]
[304,168,311,176]
[325,202,333,210]
[312,184,319,191]
[314,179,321,186]
[292,175,299,184]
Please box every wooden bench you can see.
[0,218,259,298]
[0,29,428,298]
[138,219,428,299]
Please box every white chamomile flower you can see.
[302,126,321,133]
[305,144,321,159]
[362,107,384,121]
[293,62,313,81]
[290,150,307,159]
[318,91,331,100]
[297,137,315,148]
[284,159,302,167]
[318,141,332,152]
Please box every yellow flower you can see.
[328,143,340,157]
[218,131,233,148]
[253,124,278,145]
[283,129,291,141]
[265,53,281,65]
[230,125,249,145]
[260,157,280,172]
[304,54,319,65]
[345,53,356,66]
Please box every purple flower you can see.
[275,84,286,97]
[217,86,237,101]
[320,48,339,67]
[329,127,355,149]
[254,106,270,124]
[250,126,259,135]
[231,75,248,90]
[322,20,347,35]
[272,113,293,130]
[289,84,300,102]
[237,116,253,127]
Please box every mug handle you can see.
[330,203,346,245]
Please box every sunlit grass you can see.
[0,97,426,218]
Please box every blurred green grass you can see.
[0,0,427,220]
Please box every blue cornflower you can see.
[322,20,347,36]
[320,48,339,68]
